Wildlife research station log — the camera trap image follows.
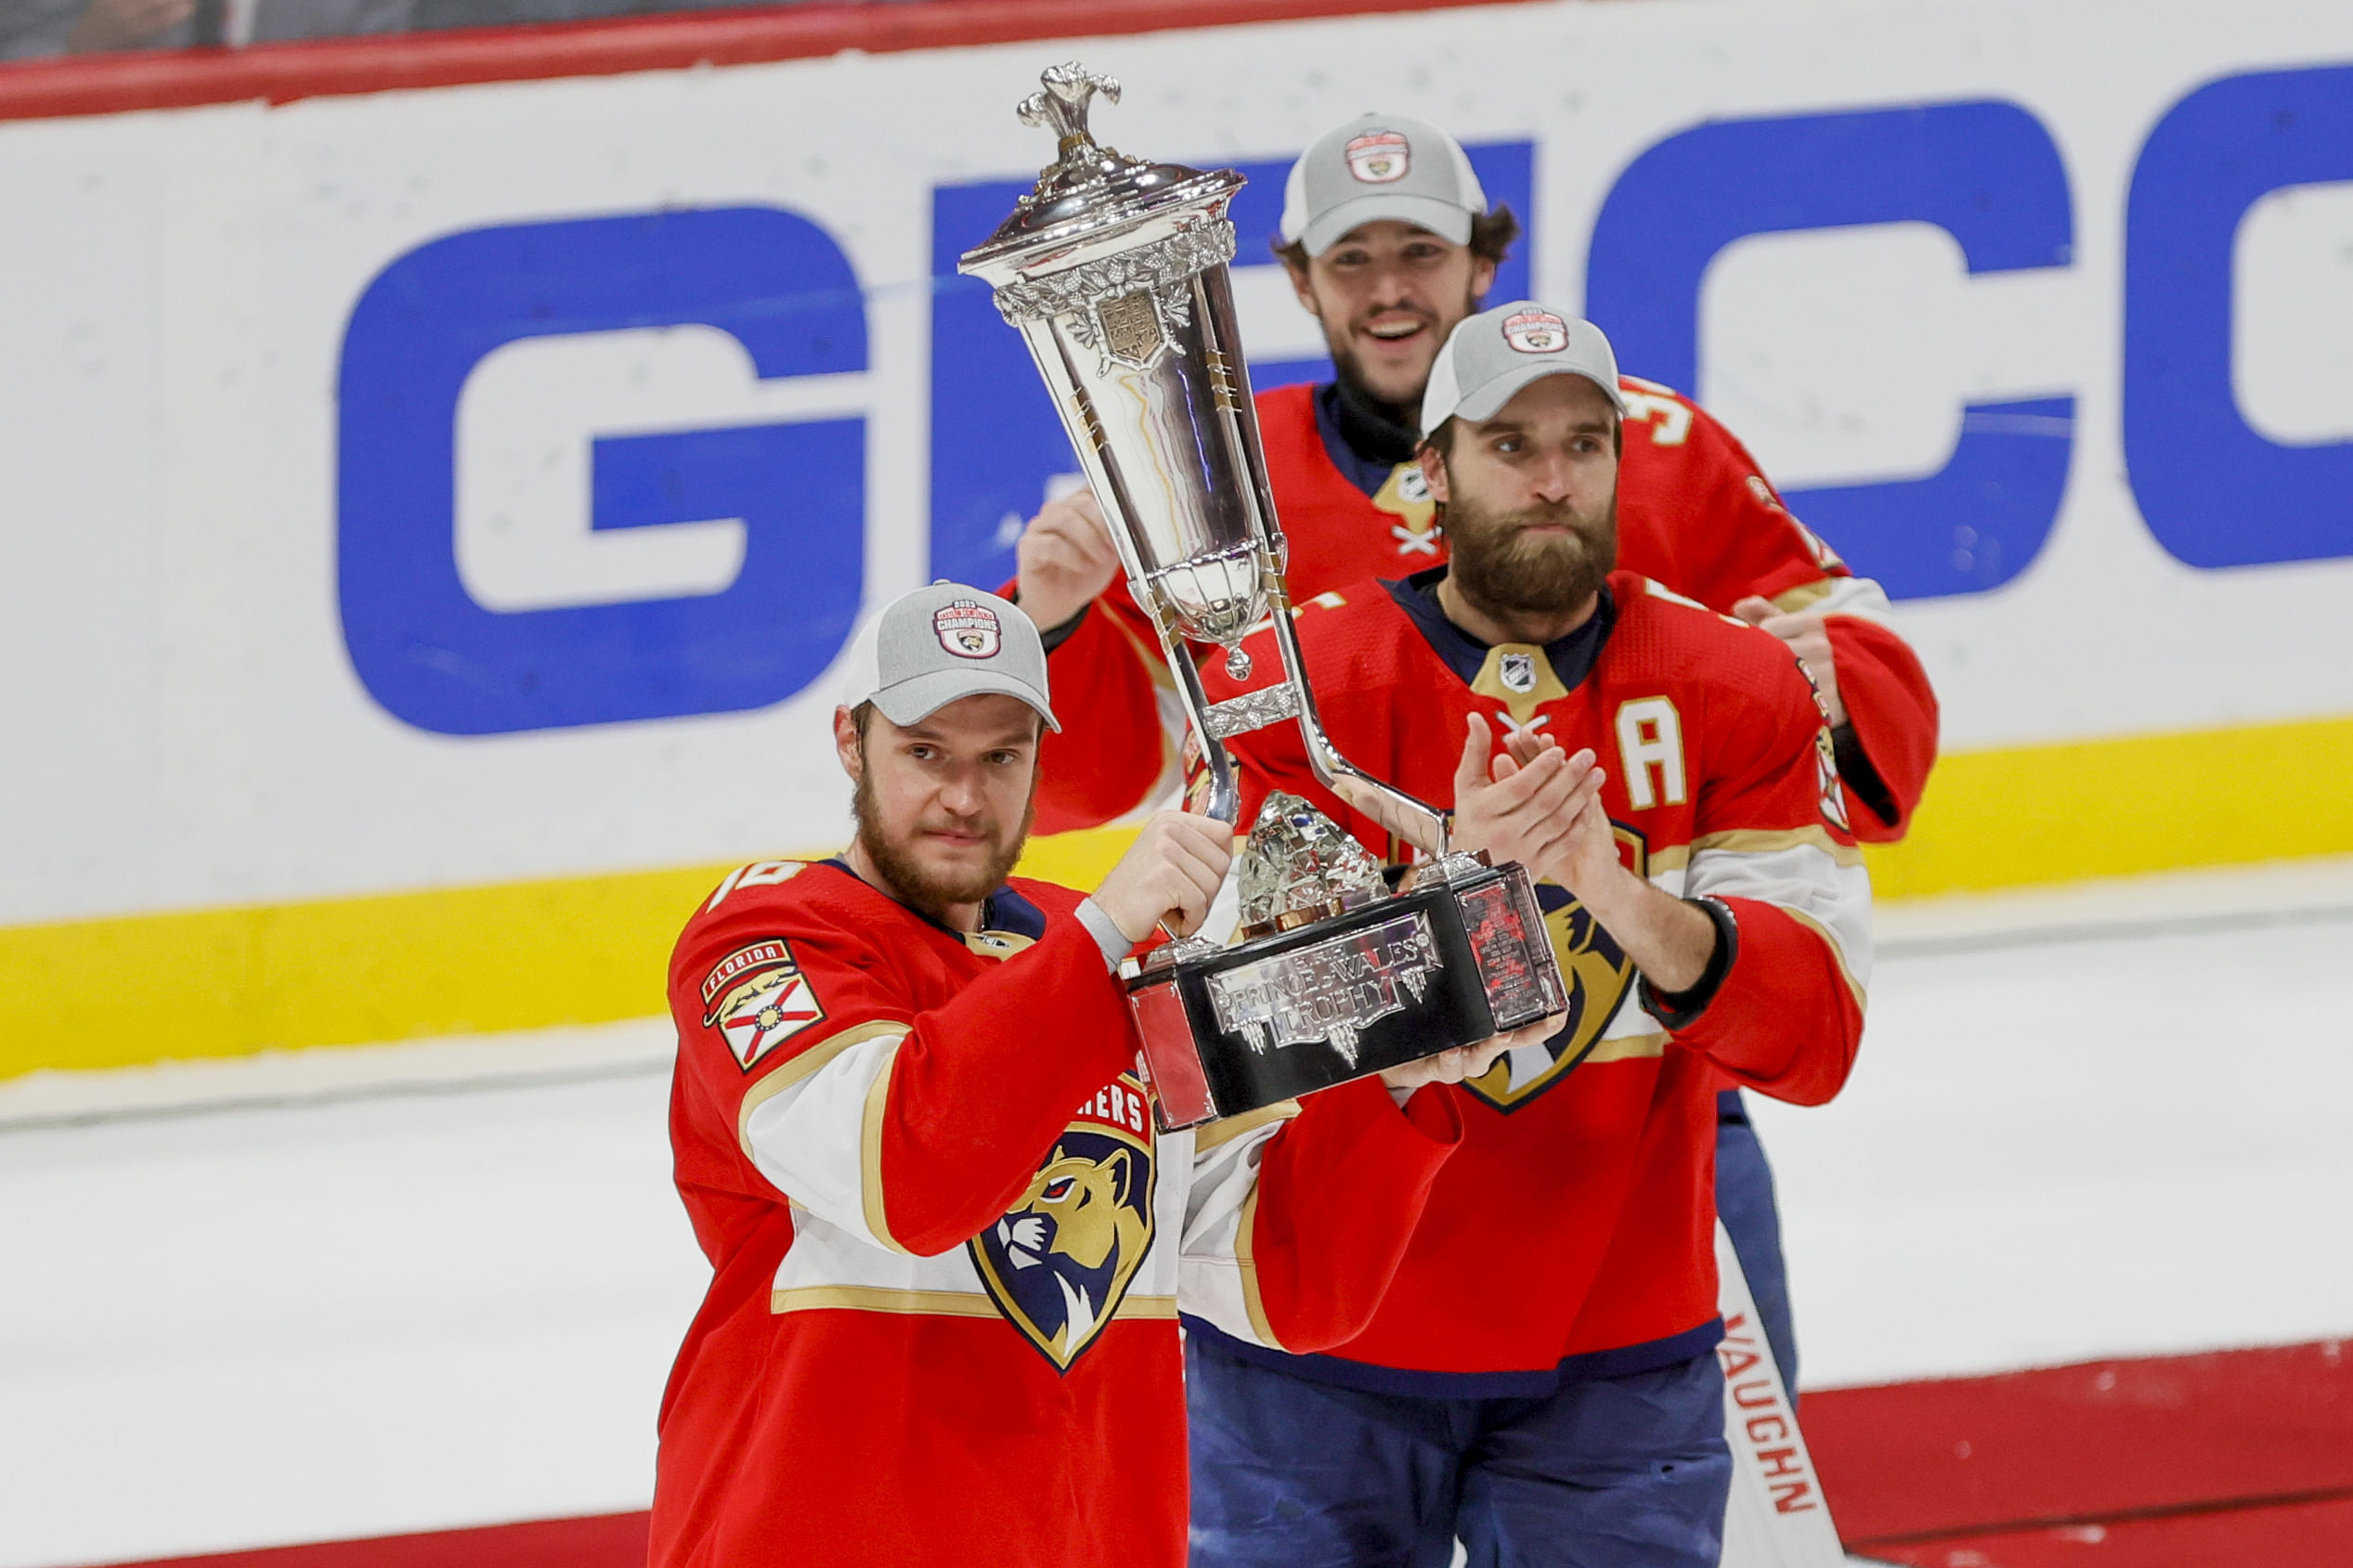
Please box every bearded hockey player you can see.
[1179,308,1870,1567]
[650,583,1554,1568]
[1013,110,1916,1396]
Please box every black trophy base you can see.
[1127,860,1564,1132]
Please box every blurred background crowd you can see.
[0,0,892,60]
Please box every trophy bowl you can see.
[961,64,1569,1132]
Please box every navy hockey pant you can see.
[1185,1337,1732,1568]
[1715,1087,1800,1396]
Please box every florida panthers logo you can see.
[934,599,1002,659]
[1463,827,1646,1111]
[1344,129,1410,183]
[1502,309,1570,355]
[968,1083,1156,1372]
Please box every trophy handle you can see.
[1259,580,1454,859]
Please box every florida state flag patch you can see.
[701,940,826,1071]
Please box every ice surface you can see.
[3,862,2350,1567]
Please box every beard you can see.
[852,762,1034,920]
[1442,486,1618,622]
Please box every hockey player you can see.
[1180,306,1871,1566]
[650,583,1558,1568]
[1012,110,1921,1394]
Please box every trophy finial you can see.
[1018,61,1123,162]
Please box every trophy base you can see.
[1126,859,1565,1132]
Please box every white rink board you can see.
[5,0,2353,928]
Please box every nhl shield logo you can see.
[1500,652,1538,694]
[1344,130,1411,183]
[934,599,1002,660]
[1502,310,1570,355]
[968,1089,1156,1372]
[1464,828,1646,1112]
[701,941,826,1072]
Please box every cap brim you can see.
[1302,193,1475,256]
[1451,363,1630,424]
[869,670,1061,733]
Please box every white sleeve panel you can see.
[1772,573,1901,629]
[1175,1105,1297,1349]
[1684,835,1874,998]
[739,1021,913,1255]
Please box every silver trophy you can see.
[960,64,1566,1130]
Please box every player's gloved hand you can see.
[1378,1011,1566,1100]
[1015,488,1123,636]
[1733,596,1844,726]
[1092,810,1233,944]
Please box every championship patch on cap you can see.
[1344,130,1411,184]
[1502,309,1570,354]
[701,940,826,1072]
[934,598,1003,660]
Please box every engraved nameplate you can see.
[1203,911,1444,1069]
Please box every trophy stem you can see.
[1165,635,1243,827]
[1261,581,1454,859]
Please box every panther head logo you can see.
[968,1115,1156,1372]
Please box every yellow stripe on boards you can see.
[0,860,747,1080]
[1861,712,2353,897]
[1010,821,1144,893]
[5,712,2352,1081]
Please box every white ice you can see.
[3,860,2351,1568]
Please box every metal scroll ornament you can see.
[962,65,1568,1131]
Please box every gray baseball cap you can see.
[1419,301,1629,436]
[838,582,1060,732]
[1279,112,1489,257]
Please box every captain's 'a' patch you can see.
[701,940,826,1071]
[968,1074,1157,1373]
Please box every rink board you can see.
[5,0,2353,1069]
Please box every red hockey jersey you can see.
[1181,571,1870,1393]
[1033,378,1937,842]
[652,859,1463,1568]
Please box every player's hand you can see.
[1015,489,1122,635]
[1092,810,1233,943]
[1450,714,1604,875]
[1379,1011,1566,1097]
[1734,597,1844,727]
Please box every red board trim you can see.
[0,0,1541,124]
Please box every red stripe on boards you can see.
[1861,1491,2353,1568]
[0,0,1540,123]
[1804,1338,2353,1545]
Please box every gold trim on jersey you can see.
[860,1034,916,1255]
[770,1286,1178,1319]
[1371,461,1440,558]
[1688,825,1866,869]
[734,1018,914,1162]
[1470,642,1571,732]
[1584,1031,1668,1063]
[1193,1100,1302,1154]
[961,928,1037,959]
[1234,1183,1281,1352]
[1769,579,1840,616]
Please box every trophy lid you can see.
[958,61,1243,280]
